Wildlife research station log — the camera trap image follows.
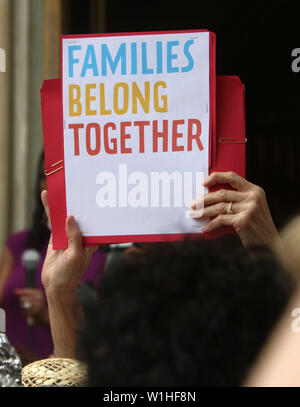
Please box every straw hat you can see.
[22,358,88,387]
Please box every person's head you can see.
[276,214,300,281]
[80,239,293,386]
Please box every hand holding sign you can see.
[41,190,90,358]
[41,190,96,294]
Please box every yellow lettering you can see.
[113,82,129,115]
[100,83,112,115]
[154,81,168,113]
[132,81,150,114]
[85,84,97,115]
[69,85,82,116]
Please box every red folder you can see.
[214,76,245,177]
[41,79,67,248]
[41,75,245,248]
[206,75,246,239]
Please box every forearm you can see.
[45,288,83,359]
[40,193,94,358]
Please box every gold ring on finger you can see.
[226,202,233,215]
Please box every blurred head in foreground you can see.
[80,239,293,386]
[276,214,300,281]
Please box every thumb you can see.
[41,190,51,228]
[65,216,83,253]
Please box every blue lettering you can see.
[131,42,137,74]
[167,41,179,73]
[156,41,163,74]
[81,45,99,77]
[68,45,81,78]
[181,40,194,72]
[142,42,154,74]
[101,43,126,76]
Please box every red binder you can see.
[214,75,245,177]
[41,75,245,248]
[206,75,246,239]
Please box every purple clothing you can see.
[1,228,106,359]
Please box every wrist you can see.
[46,284,82,316]
[45,287,83,359]
[45,281,79,300]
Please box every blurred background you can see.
[0,0,299,250]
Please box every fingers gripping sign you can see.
[189,171,280,248]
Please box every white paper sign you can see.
[62,31,210,240]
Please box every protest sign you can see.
[59,30,216,245]
[60,30,216,243]
[41,30,218,247]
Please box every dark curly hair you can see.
[80,239,293,387]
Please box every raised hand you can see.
[190,171,280,248]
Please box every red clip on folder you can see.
[41,75,245,249]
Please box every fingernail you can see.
[190,200,197,209]
[189,211,201,219]
[68,216,76,226]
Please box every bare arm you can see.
[45,281,83,359]
[0,245,14,304]
[41,190,96,358]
